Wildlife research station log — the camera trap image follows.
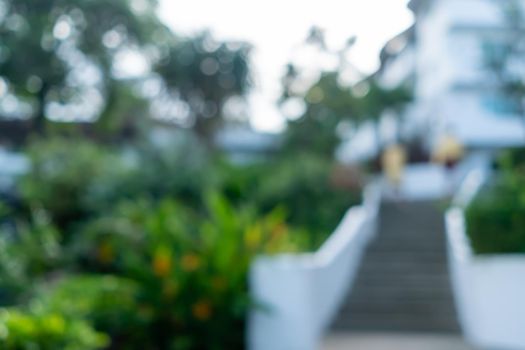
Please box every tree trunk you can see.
[193,114,217,150]
[34,83,49,135]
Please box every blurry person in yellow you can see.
[432,132,464,169]
[381,143,407,193]
[432,131,464,194]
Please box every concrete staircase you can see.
[332,200,460,333]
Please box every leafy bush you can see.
[1,193,299,349]
[118,133,218,209]
[256,154,361,249]
[466,181,525,254]
[18,137,127,235]
[466,148,525,254]
[218,154,362,249]
[0,210,63,305]
[17,135,218,236]
[0,308,108,350]
[69,194,298,349]
[7,136,362,348]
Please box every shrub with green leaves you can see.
[218,153,362,250]
[17,135,218,236]
[0,308,108,350]
[466,181,525,254]
[7,136,362,348]
[466,148,525,254]
[0,210,63,305]
[1,193,300,349]
[118,133,218,209]
[69,194,299,349]
[19,137,361,251]
[18,137,127,235]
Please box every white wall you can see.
[415,0,452,102]
[248,185,381,350]
[440,91,525,146]
[447,33,485,85]
[446,208,525,350]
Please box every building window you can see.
[481,94,521,115]
[481,41,509,69]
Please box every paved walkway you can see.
[323,333,475,350]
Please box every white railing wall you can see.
[247,184,380,350]
[447,166,525,349]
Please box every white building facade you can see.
[382,0,525,149]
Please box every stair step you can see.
[331,200,459,333]
[333,314,460,333]
[341,300,457,314]
[348,286,454,300]
[353,273,451,285]
[358,261,449,274]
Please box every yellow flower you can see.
[192,300,212,321]
[153,247,172,277]
[97,241,114,265]
[181,254,201,272]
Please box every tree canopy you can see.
[279,29,412,158]
[0,0,251,141]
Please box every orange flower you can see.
[153,247,172,277]
[192,300,212,321]
[181,254,201,272]
[97,241,114,265]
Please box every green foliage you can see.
[67,195,297,349]
[466,148,525,254]
[0,308,108,350]
[154,32,252,141]
[498,147,525,173]
[0,210,63,305]
[0,0,162,132]
[18,136,360,251]
[281,69,412,157]
[255,154,361,249]
[0,191,299,349]
[18,137,127,233]
[358,80,412,123]
[6,135,361,348]
[18,135,218,234]
[217,153,362,250]
[121,133,218,207]
[34,275,139,345]
[282,71,359,156]
[0,0,252,140]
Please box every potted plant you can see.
[446,149,525,350]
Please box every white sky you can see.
[158,0,414,132]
